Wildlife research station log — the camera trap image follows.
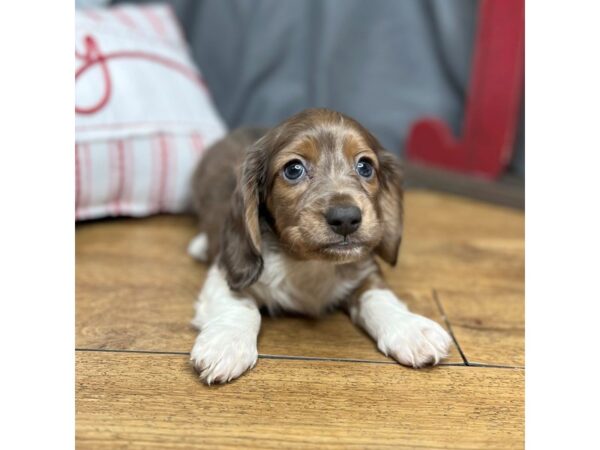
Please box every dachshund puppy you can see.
[188,108,451,384]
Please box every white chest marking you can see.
[248,250,374,316]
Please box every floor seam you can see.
[432,289,470,366]
[76,348,189,356]
[452,323,525,333]
[75,348,523,369]
[257,353,463,366]
[468,362,525,369]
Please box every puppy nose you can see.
[325,206,362,236]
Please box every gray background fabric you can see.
[112,0,524,175]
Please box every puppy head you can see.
[221,108,404,290]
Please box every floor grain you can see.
[77,351,524,450]
[435,289,524,366]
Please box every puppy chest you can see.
[249,254,362,315]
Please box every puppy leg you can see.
[190,264,261,384]
[347,274,452,368]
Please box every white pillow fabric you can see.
[75,4,226,220]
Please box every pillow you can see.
[75,4,227,220]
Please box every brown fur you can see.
[191,108,404,290]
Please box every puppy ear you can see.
[219,140,266,290]
[375,150,404,266]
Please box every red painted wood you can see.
[407,0,524,179]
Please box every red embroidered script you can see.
[75,35,206,115]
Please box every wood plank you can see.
[436,289,524,366]
[76,215,203,352]
[389,191,524,292]
[402,191,524,242]
[390,238,524,292]
[76,214,462,363]
[76,351,524,449]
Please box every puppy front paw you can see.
[377,313,452,368]
[190,327,258,384]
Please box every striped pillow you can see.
[75,4,226,220]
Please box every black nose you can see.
[325,205,362,236]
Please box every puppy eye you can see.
[283,160,306,182]
[356,158,374,179]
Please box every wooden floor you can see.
[76,190,524,449]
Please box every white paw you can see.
[188,233,208,261]
[377,313,452,368]
[190,326,258,384]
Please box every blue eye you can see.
[356,159,374,179]
[283,160,306,182]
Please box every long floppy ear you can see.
[375,150,404,266]
[219,139,267,290]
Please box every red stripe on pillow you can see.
[114,140,126,215]
[109,142,117,215]
[83,143,93,212]
[158,134,170,211]
[112,8,137,30]
[123,140,134,210]
[150,137,159,213]
[75,144,81,219]
[141,6,167,39]
[83,10,103,22]
[191,131,204,156]
[167,136,177,209]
